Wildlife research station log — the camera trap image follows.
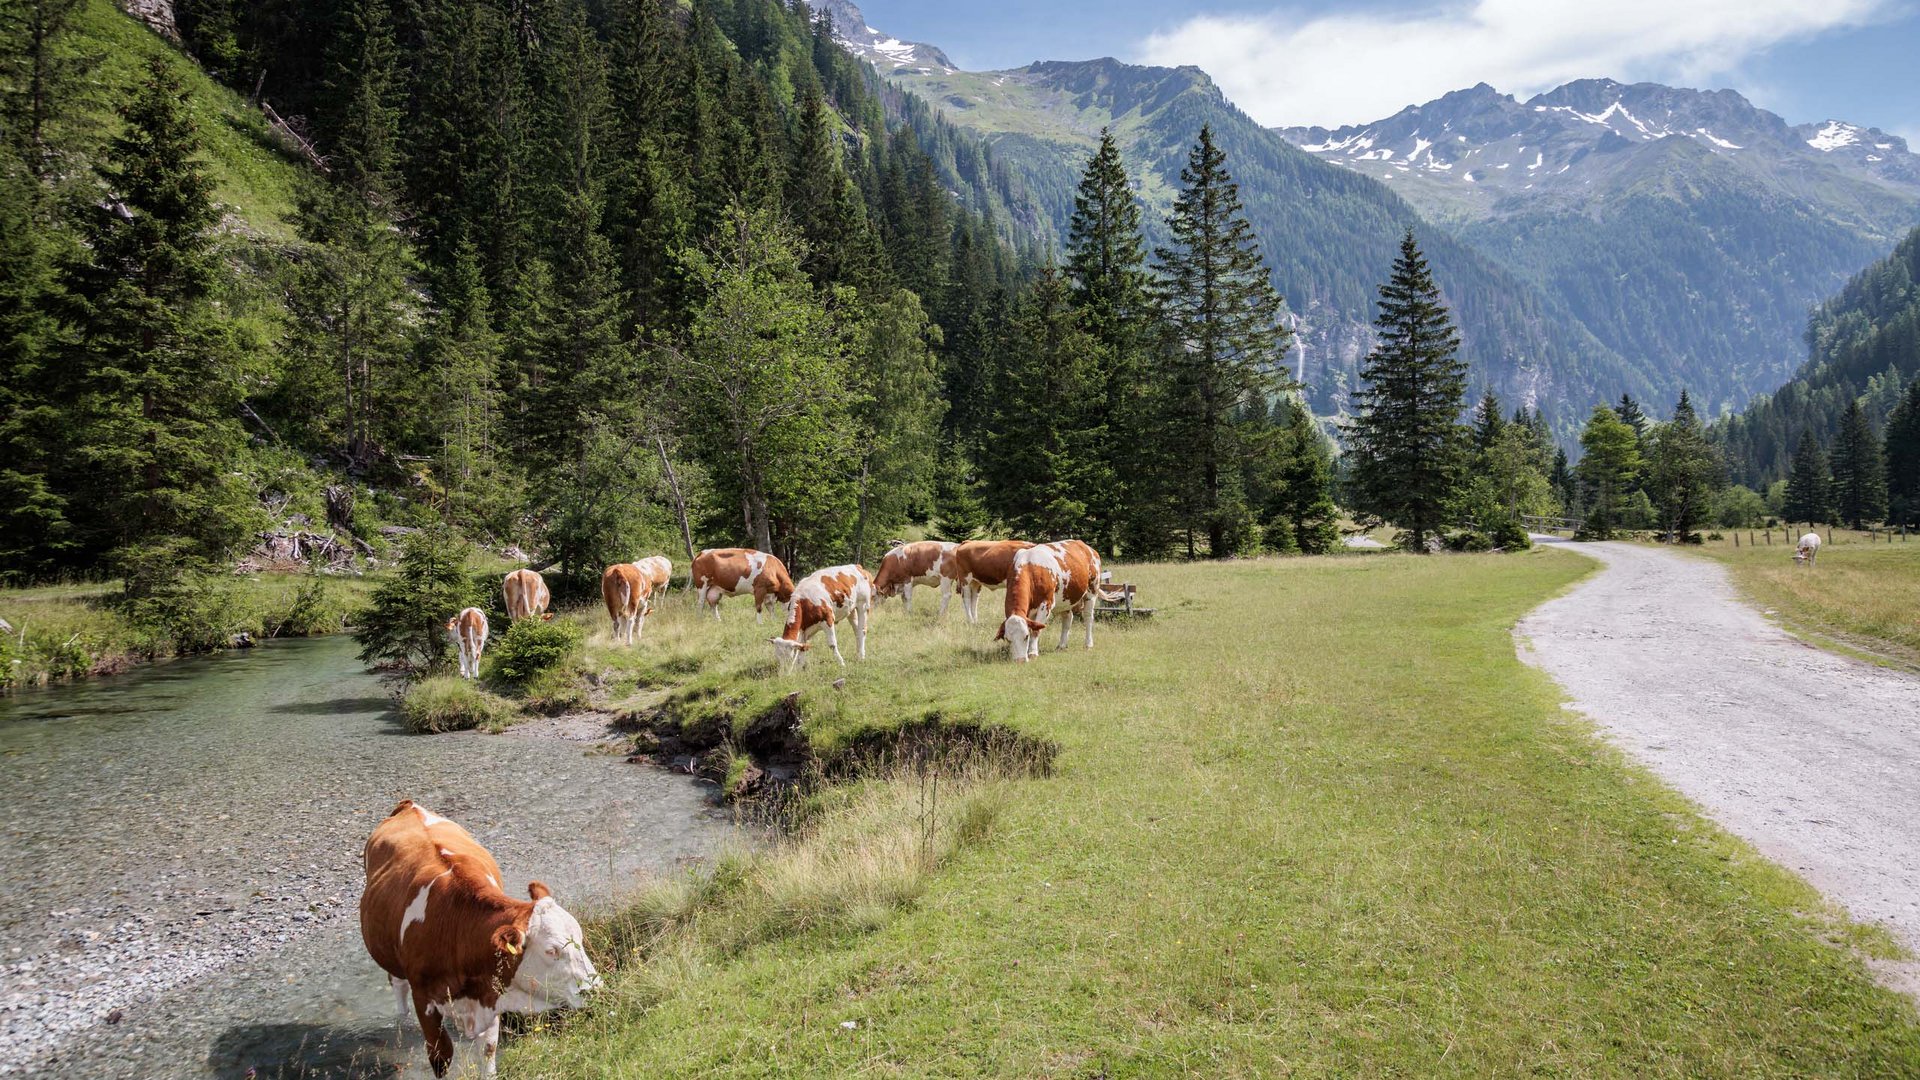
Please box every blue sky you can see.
[853,0,1920,143]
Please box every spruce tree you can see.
[1576,406,1640,540]
[1065,128,1163,555]
[317,0,402,201]
[1471,389,1505,453]
[61,57,256,584]
[1783,435,1832,527]
[1152,125,1290,557]
[1885,378,1920,527]
[1829,398,1888,528]
[1645,389,1721,540]
[849,289,945,564]
[1347,230,1468,551]
[0,0,100,179]
[0,159,70,577]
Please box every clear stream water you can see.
[0,635,734,1078]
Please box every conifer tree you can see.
[1152,125,1290,557]
[317,0,401,201]
[1645,389,1721,540]
[61,57,256,584]
[1066,128,1166,555]
[1783,435,1832,527]
[0,160,70,577]
[1615,394,1648,441]
[1885,378,1920,527]
[849,289,945,564]
[0,0,99,179]
[1575,406,1640,540]
[982,268,1110,539]
[1471,389,1505,453]
[427,242,512,533]
[1829,398,1888,528]
[1347,231,1467,551]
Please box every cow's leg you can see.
[1082,594,1096,649]
[634,606,647,641]
[482,1013,502,1078]
[854,602,869,660]
[415,997,455,1078]
[825,618,846,667]
[938,579,954,617]
[903,583,914,614]
[1056,608,1073,651]
[390,976,411,1029]
[961,582,978,624]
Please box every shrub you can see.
[402,675,521,733]
[118,572,248,655]
[488,617,584,687]
[1444,530,1495,552]
[354,527,480,678]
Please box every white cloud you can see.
[1137,0,1891,128]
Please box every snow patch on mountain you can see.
[1806,121,1860,151]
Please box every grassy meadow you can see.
[1679,528,1920,668]
[498,550,1920,1077]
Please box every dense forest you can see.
[0,0,1345,605]
[1715,225,1920,498]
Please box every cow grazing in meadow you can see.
[947,539,1034,624]
[447,608,488,679]
[601,563,652,646]
[873,540,958,614]
[997,540,1101,663]
[770,564,874,672]
[691,548,794,622]
[1795,532,1822,567]
[633,556,673,604]
[501,569,553,622]
[359,801,601,1078]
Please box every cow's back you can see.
[361,801,503,977]
[692,548,747,591]
[1055,540,1100,603]
[957,540,1033,587]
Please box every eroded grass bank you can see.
[508,551,1919,1076]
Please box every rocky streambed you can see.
[0,635,734,1078]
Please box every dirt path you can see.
[1517,538,1920,990]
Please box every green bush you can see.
[118,572,248,655]
[402,675,521,733]
[487,617,584,686]
[354,527,481,678]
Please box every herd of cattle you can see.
[388,539,1109,1074]
[444,537,1110,675]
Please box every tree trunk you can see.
[852,458,873,566]
[655,435,696,568]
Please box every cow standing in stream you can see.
[359,801,600,1077]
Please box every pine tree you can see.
[317,0,401,201]
[1347,230,1468,551]
[0,0,100,179]
[1065,128,1162,555]
[1645,389,1721,540]
[1576,406,1640,540]
[1783,435,1832,527]
[1885,378,1920,527]
[1251,396,1339,555]
[785,85,872,288]
[1829,398,1888,528]
[1615,394,1648,441]
[849,289,945,564]
[0,159,71,577]
[981,267,1110,539]
[427,242,512,534]
[1471,389,1505,453]
[1152,125,1290,557]
[60,57,256,584]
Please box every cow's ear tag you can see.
[494,925,525,957]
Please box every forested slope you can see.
[1716,225,1920,485]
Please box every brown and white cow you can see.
[600,563,652,646]
[360,801,600,1078]
[446,607,488,679]
[770,564,874,672]
[632,555,673,607]
[691,547,794,623]
[501,569,553,622]
[947,539,1035,624]
[996,540,1101,662]
[873,540,959,614]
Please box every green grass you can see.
[504,552,1920,1077]
[1679,528,1920,668]
[0,572,369,688]
[401,675,523,733]
[73,0,309,240]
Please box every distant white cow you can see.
[1794,532,1821,567]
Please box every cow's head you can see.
[496,883,601,1012]
[446,616,459,633]
[769,636,810,672]
[997,616,1046,662]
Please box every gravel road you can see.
[1517,538,1920,991]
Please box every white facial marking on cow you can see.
[416,805,449,827]
[501,896,601,1011]
[487,874,499,890]
[399,872,447,946]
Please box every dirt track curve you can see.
[1517,538,1920,990]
